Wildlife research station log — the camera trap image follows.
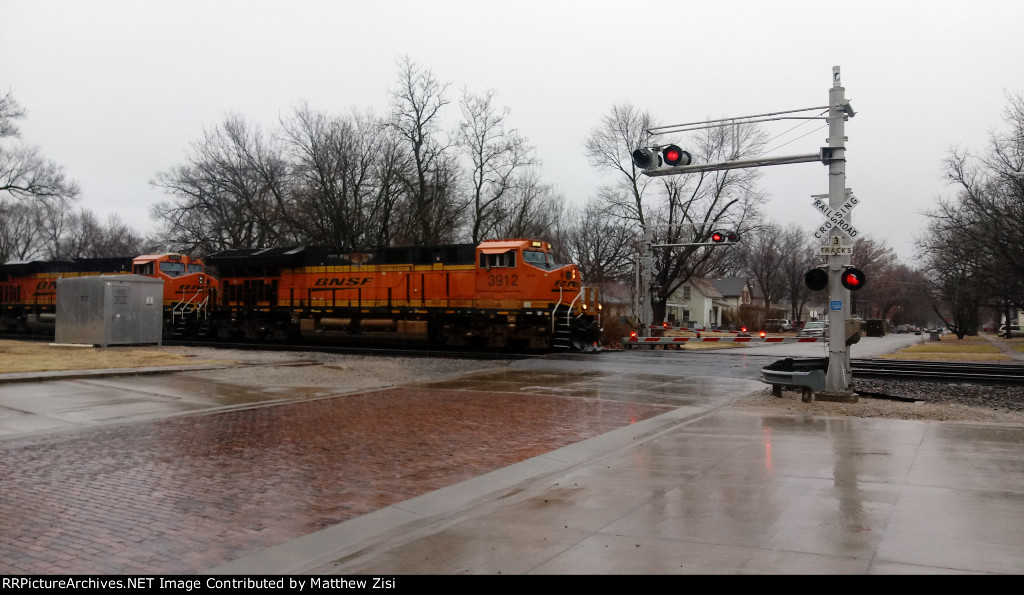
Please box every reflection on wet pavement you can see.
[413,369,756,405]
[0,367,700,574]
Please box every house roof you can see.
[597,282,632,304]
[710,277,747,298]
[689,276,723,299]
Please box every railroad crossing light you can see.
[661,144,692,167]
[841,268,866,291]
[631,145,692,170]
[805,268,828,291]
[710,230,740,244]
[632,147,661,170]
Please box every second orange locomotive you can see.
[0,253,216,336]
[207,238,602,351]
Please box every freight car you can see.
[205,239,603,351]
[0,253,216,336]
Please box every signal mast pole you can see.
[633,66,859,400]
[823,66,854,398]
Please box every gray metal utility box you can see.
[56,275,164,347]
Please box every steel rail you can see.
[850,359,1024,385]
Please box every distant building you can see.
[709,277,752,309]
[666,276,724,329]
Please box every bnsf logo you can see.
[176,285,206,292]
[36,281,57,290]
[314,277,373,287]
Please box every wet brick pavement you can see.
[0,385,673,574]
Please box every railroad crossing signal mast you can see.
[634,66,858,400]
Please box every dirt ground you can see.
[0,340,236,373]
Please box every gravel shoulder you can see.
[732,381,1024,425]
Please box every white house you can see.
[665,276,724,329]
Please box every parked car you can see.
[764,319,794,332]
[998,325,1024,338]
[797,321,829,338]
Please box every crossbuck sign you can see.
[811,191,860,240]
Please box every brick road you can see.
[0,385,672,574]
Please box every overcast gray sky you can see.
[2,0,1022,263]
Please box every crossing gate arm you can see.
[622,336,823,346]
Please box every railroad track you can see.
[162,339,543,362]
[851,359,1024,385]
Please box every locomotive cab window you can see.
[480,251,516,269]
[187,264,204,274]
[159,262,186,277]
[133,262,154,275]
[523,250,553,269]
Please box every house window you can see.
[683,309,690,321]
[683,286,691,300]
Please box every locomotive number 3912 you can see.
[487,274,518,287]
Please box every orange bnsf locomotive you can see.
[206,239,602,351]
[0,253,216,336]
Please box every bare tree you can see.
[775,223,818,324]
[584,103,655,227]
[563,198,635,289]
[490,171,563,242]
[0,200,41,261]
[739,220,788,312]
[457,89,536,243]
[847,236,899,319]
[280,104,408,248]
[920,91,1024,336]
[585,103,767,322]
[0,91,80,205]
[151,114,291,253]
[386,57,464,244]
[52,210,150,259]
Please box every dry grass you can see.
[0,340,235,374]
[880,334,1012,362]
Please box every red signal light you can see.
[630,331,637,338]
[759,330,767,338]
[661,144,691,167]
[740,326,748,333]
[841,268,866,291]
[709,229,738,244]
